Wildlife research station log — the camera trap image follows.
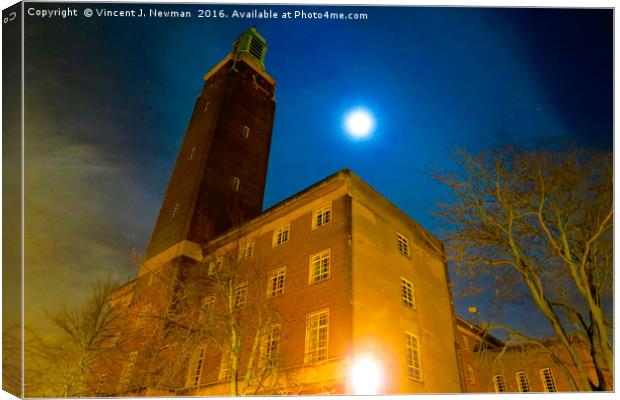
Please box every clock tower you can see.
[143,28,276,269]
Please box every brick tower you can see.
[144,28,276,266]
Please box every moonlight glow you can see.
[344,108,375,139]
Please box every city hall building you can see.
[86,29,595,396]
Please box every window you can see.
[397,233,410,257]
[200,296,215,322]
[309,249,330,284]
[305,309,329,363]
[189,147,196,160]
[465,364,475,385]
[135,305,151,330]
[219,351,233,381]
[118,351,138,391]
[172,203,180,218]
[461,335,470,351]
[401,278,415,309]
[232,177,240,191]
[268,267,286,297]
[239,241,254,260]
[261,324,281,365]
[516,371,530,392]
[148,269,161,285]
[208,257,223,276]
[203,100,210,112]
[539,368,557,392]
[272,224,290,246]
[312,204,331,229]
[493,375,506,392]
[234,283,248,308]
[241,125,250,138]
[186,346,205,387]
[405,332,423,382]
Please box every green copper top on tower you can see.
[231,27,268,70]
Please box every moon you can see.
[344,108,375,139]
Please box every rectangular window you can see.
[493,375,506,392]
[186,346,205,387]
[242,125,250,138]
[540,368,557,392]
[239,241,254,260]
[405,332,423,382]
[272,224,290,246]
[261,324,281,366]
[219,351,233,381]
[312,204,331,229]
[135,304,151,330]
[516,371,530,392]
[465,364,475,385]
[267,267,286,297]
[234,283,248,308]
[118,351,138,391]
[200,296,215,322]
[401,278,415,309]
[305,309,329,363]
[232,177,240,191]
[208,256,223,276]
[148,269,161,285]
[171,203,180,218]
[203,101,210,112]
[461,334,470,351]
[309,249,330,284]
[397,233,410,257]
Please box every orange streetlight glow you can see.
[351,356,381,395]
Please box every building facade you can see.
[87,28,463,396]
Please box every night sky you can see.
[22,4,612,337]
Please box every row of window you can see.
[492,368,556,392]
[184,310,424,388]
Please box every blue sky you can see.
[22,4,612,336]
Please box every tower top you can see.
[231,28,267,70]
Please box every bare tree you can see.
[436,146,612,391]
[24,279,124,397]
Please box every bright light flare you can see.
[351,356,381,395]
[344,108,375,139]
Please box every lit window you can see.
[239,242,254,260]
[401,278,415,309]
[540,368,557,392]
[516,371,530,392]
[149,269,161,285]
[493,375,506,392]
[397,233,410,257]
[465,364,475,385]
[309,249,330,284]
[305,309,329,363]
[186,346,205,387]
[461,335,470,351]
[268,267,286,297]
[219,351,233,381]
[242,125,250,138]
[200,296,215,322]
[261,324,281,366]
[312,204,331,229]
[208,257,223,276]
[189,147,196,160]
[272,224,290,246]
[135,305,151,330]
[118,351,138,391]
[234,283,248,308]
[232,177,240,191]
[203,100,210,112]
[405,332,423,382]
[172,203,180,218]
